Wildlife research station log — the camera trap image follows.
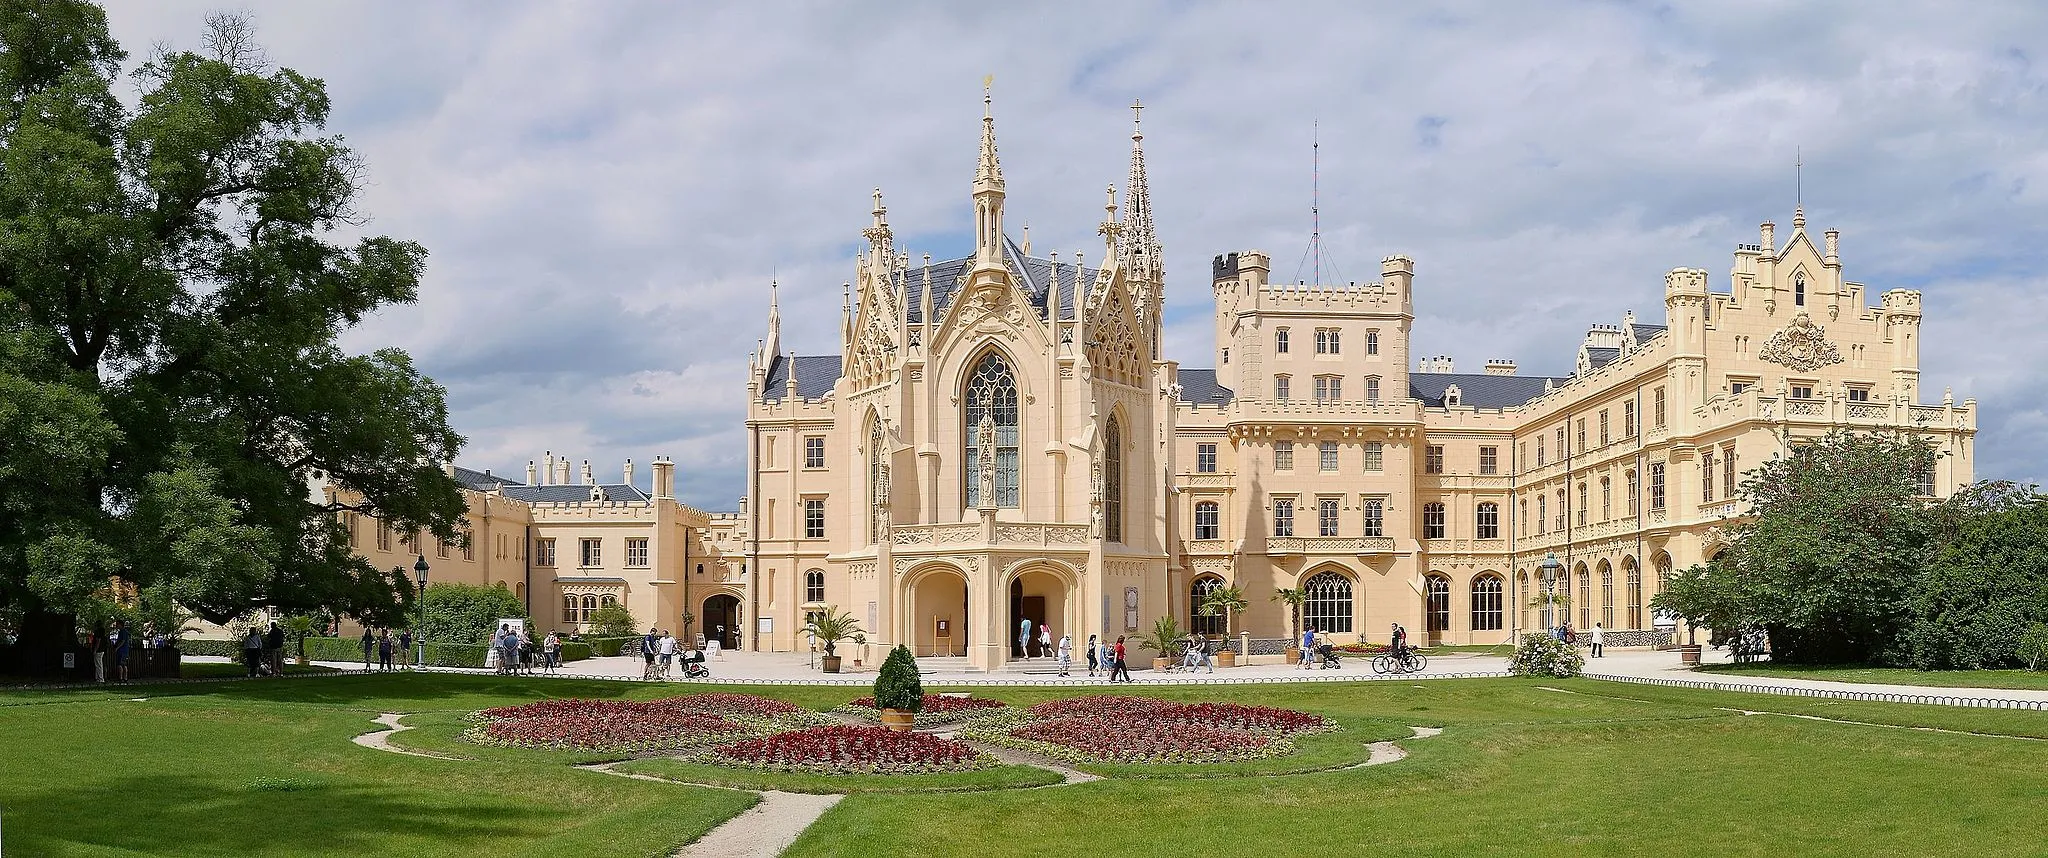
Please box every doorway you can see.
[703,594,741,650]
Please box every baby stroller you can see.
[680,650,710,679]
[1315,643,1343,670]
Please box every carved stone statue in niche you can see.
[975,401,997,509]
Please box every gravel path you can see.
[1347,725,1444,769]
[351,713,461,759]
[674,790,843,858]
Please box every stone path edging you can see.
[1581,671,2048,711]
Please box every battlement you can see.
[1664,267,1710,294]
[1881,288,1922,314]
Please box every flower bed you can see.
[959,696,1336,765]
[707,725,994,774]
[836,694,1009,727]
[464,693,827,754]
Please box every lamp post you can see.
[1539,552,1564,633]
[412,555,430,669]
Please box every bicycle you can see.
[1370,648,1428,675]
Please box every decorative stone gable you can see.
[1758,311,1844,372]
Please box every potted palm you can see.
[1142,616,1183,672]
[1198,584,1249,667]
[852,633,867,668]
[873,644,922,732]
[1273,587,1305,664]
[282,614,317,666]
[809,605,864,674]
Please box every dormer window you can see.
[1444,384,1462,407]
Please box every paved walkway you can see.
[1579,648,2048,706]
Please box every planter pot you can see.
[1217,650,1237,668]
[1677,644,1703,666]
[821,655,842,674]
[1151,657,1170,672]
[880,708,916,732]
[852,660,863,668]
[1286,648,1302,665]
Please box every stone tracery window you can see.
[1104,414,1124,542]
[869,417,887,543]
[964,351,1020,508]
[1190,576,1226,636]
[1302,571,1354,633]
[1471,575,1504,631]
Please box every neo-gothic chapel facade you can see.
[741,96,1976,670]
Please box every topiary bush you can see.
[873,644,923,712]
[1508,633,1585,678]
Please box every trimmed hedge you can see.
[171,635,590,668]
[585,636,635,657]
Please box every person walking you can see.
[397,630,413,669]
[1590,623,1605,658]
[89,621,108,683]
[1039,623,1052,660]
[1109,636,1131,683]
[1085,634,1100,677]
[265,621,286,676]
[659,630,677,678]
[109,620,131,682]
[1018,617,1033,659]
[376,629,393,671]
[642,627,659,675]
[1056,633,1073,677]
[244,626,266,677]
[544,631,561,674]
[1301,627,1316,670]
[360,627,374,669]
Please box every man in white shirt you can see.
[1590,623,1606,658]
[659,631,677,676]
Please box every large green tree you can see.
[0,3,465,670]
[1902,482,2048,669]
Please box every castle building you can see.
[738,94,1977,670]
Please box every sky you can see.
[100,1,2048,509]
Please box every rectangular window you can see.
[1275,328,1290,354]
[1327,377,1341,399]
[1599,410,1610,446]
[1723,446,1737,499]
[1918,461,1937,496]
[804,498,826,539]
[1574,421,1585,455]
[435,537,450,559]
[376,520,391,551]
[1554,490,1566,532]
[1221,348,1229,365]
[804,437,825,469]
[1363,442,1383,472]
[1730,380,1750,395]
[1314,376,1332,402]
[341,513,358,547]
[1274,442,1294,471]
[1624,401,1637,437]
[1275,376,1290,401]
[580,537,601,568]
[1273,499,1295,537]
[1362,499,1384,537]
[1194,503,1220,540]
[1848,387,1870,402]
[1654,387,1667,427]
[1520,442,1528,471]
[626,537,649,568]
[1319,442,1339,473]
[1791,385,1812,400]
[461,531,474,561]
[1425,445,1444,474]
[1519,500,1529,536]
[1197,443,1218,473]
[1365,330,1380,355]
[1701,450,1717,503]
[1315,328,1340,354]
[1536,496,1547,535]
[1479,446,1498,475]
[1627,470,1640,516]
[537,538,556,567]
[1364,376,1380,401]
[1601,479,1612,520]
[1577,483,1588,526]
[1318,498,1340,536]
[1536,436,1547,467]
[1650,464,1666,511]
[1476,503,1499,539]
[1423,504,1446,539]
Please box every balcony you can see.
[1267,536,1397,556]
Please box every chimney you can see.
[543,451,554,486]
[555,458,571,486]
[651,457,676,500]
[580,459,593,486]
[526,460,538,485]
[623,458,635,488]
[1484,359,1517,376]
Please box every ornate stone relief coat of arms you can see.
[1758,311,1844,372]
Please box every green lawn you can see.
[1,672,2043,857]
[1698,661,2048,691]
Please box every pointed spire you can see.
[762,279,782,363]
[1097,185,1122,256]
[975,78,1004,189]
[1123,99,1162,285]
[1792,148,1807,231]
[972,79,1008,271]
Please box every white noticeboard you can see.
[758,617,774,636]
[498,618,526,635]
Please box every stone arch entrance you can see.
[702,593,741,651]
[906,564,969,658]
[1006,563,1073,660]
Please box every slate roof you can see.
[1177,369,1235,405]
[554,576,627,584]
[760,355,844,401]
[906,235,1093,324]
[452,466,521,491]
[499,483,650,504]
[1629,323,1667,343]
[1585,347,1621,370]
[1410,372,1569,409]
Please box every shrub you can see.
[586,603,638,638]
[2019,623,2048,672]
[584,636,634,657]
[417,582,528,644]
[1509,633,1585,678]
[558,641,592,662]
[874,644,922,712]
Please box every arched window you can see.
[1600,562,1615,628]
[1302,571,1354,633]
[1518,571,1532,630]
[1471,575,1504,631]
[1577,564,1592,629]
[804,569,825,604]
[581,595,598,622]
[1104,415,1124,542]
[562,595,578,623]
[869,416,886,543]
[1422,502,1446,539]
[1476,502,1499,539]
[1626,560,1643,629]
[1194,501,1220,540]
[964,351,1020,508]
[1189,576,1226,637]
[1425,574,1451,634]
[1364,375,1381,402]
[1794,272,1806,307]
[600,594,617,609]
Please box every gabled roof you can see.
[1177,369,1235,405]
[1584,347,1621,370]
[452,465,521,491]
[905,235,1094,324]
[500,483,649,504]
[761,354,844,401]
[1410,372,1569,409]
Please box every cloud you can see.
[100,0,2048,503]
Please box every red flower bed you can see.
[474,710,748,754]
[838,694,1009,726]
[1155,702,1334,734]
[479,692,807,723]
[710,725,992,774]
[1007,715,1275,764]
[657,692,810,719]
[1026,695,1179,720]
